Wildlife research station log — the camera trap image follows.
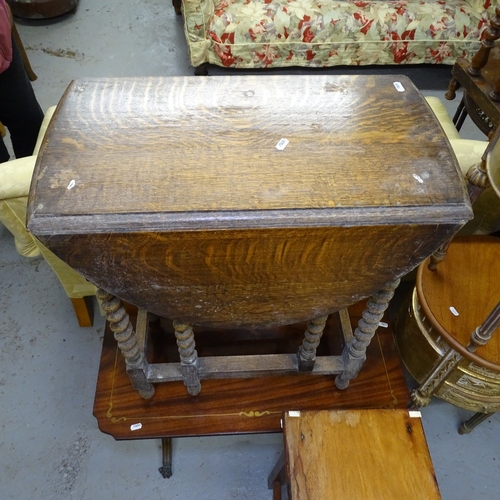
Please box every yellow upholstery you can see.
[426,96,500,235]
[0,107,97,304]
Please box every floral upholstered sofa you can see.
[179,0,495,71]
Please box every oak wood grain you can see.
[27,75,472,328]
[28,75,470,233]
[40,224,459,328]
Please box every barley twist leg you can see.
[173,321,201,396]
[96,289,154,399]
[297,315,329,371]
[335,279,400,389]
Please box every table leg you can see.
[70,296,93,327]
[410,348,463,408]
[445,77,461,101]
[96,289,155,399]
[158,437,173,478]
[172,0,181,15]
[335,279,400,390]
[173,321,201,396]
[297,315,328,371]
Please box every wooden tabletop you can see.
[28,74,469,235]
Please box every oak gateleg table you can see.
[27,74,471,476]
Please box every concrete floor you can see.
[1,0,499,498]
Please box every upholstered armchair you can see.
[0,107,97,326]
[180,0,495,72]
[426,95,500,235]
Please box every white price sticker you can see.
[393,81,405,92]
[275,138,289,151]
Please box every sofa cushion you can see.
[184,0,493,68]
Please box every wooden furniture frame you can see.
[96,283,399,400]
[397,238,500,434]
[446,7,500,136]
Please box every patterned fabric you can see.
[182,0,496,68]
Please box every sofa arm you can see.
[182,0,216,67]
[0,156,40,257]
[0,155,36,200]
[0,196,40,257]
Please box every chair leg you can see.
[11,24,37,82]
[70,296,94,327]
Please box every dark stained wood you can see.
[39,225,460,328]
[7,0,78,19]
[27,75,471,329]
[468,7,500,77]
[93,302,410,439]
[29,76,467,226]
[449,46,500,134]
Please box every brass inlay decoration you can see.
[238,411,271,418]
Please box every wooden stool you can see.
[396,236,500,433]
[8,0,78,20]
[268,409,441,500]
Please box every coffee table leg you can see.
[335,279,400,390]
[158,437,173,478]
[173,321,202,396]
[96,289,155,399]
[297,315,329,371]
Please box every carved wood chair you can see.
[446,6,500,136]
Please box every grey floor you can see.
[1,1,499,498]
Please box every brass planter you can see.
[396,288,500,414]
